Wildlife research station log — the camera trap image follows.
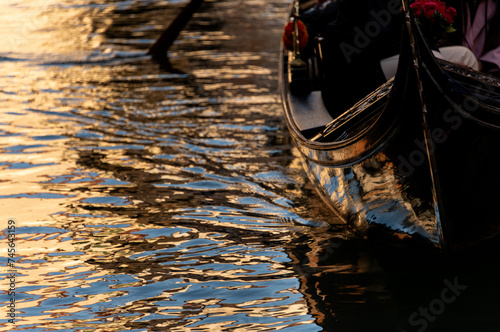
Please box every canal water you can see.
[1,0,500,331]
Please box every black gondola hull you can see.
[279,0,500,253]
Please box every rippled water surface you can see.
[2,0,500,331]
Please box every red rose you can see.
[282,20,308,52]
[423,2,437,18]
[411,0,456,45]
[410,1,424,18]
[443,7,457,23]
[435,0,447,15]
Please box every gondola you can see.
[279,0,500,253]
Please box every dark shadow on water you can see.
[288,230,500,332]
[149,53,187,73]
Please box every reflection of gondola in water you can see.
[285,230,407,331]
[279,0,500,253]
[287,218,500,331]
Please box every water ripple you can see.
[5,0,498,331]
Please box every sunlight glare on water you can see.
[0,0,335,330]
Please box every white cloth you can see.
[436,46,480,71]
[380,46,480,79]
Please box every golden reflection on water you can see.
[0,0,108,60]
[0,0,331,330]
[6,219,319,330]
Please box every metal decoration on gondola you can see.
[290,0,307,68]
